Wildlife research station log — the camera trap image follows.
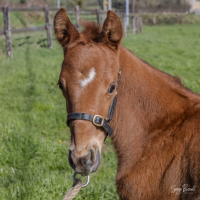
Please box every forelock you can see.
[81,20,104,43]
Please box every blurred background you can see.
[0,0,196,12]
[0,0,200,200]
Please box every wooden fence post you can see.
[132,16,135,34]
[3,6,12,58]
[44,5,52,49]
[96,9,100,24]
[136,17,143,34]
[136,17,139,34]
[140,17,143,33]
[123,14,127,37]
[100,13,104,27]
[153,16,156,25]
[75,6,80,32]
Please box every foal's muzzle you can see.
[68,148,100,174]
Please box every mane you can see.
[143,59,186,88]
[137,55,195,95]
[126,49,187,89]
[81,20,104,43]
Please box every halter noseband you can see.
[67,67,121,137]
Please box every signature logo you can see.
[171,184,195,195]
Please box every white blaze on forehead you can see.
[79,68,96,88]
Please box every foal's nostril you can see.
[85,149,95,168]
[89,148,95,164]
[79,150,91,166]
[68,149,75,170]
[79,148,95,169]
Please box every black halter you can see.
[67,67,121,137]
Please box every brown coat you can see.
[54,9,200,200]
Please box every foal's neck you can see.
[111,45,191,176]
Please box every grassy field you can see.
[0,23,200,200]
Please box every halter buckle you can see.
[93,115,104,127]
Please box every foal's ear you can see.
[102,10,123,49]
[54,8,79,47]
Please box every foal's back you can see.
[116,46,200,200]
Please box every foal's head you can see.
[54,9,123,174]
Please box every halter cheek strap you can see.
[67,67,121,137]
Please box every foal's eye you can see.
[58,81,63,91]
[108,84,116,94]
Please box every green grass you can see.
[0,23,200,200]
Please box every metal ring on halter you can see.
[73,172,90,188]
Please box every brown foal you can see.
[54,9,200,200]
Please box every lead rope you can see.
[63,178,82,200]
